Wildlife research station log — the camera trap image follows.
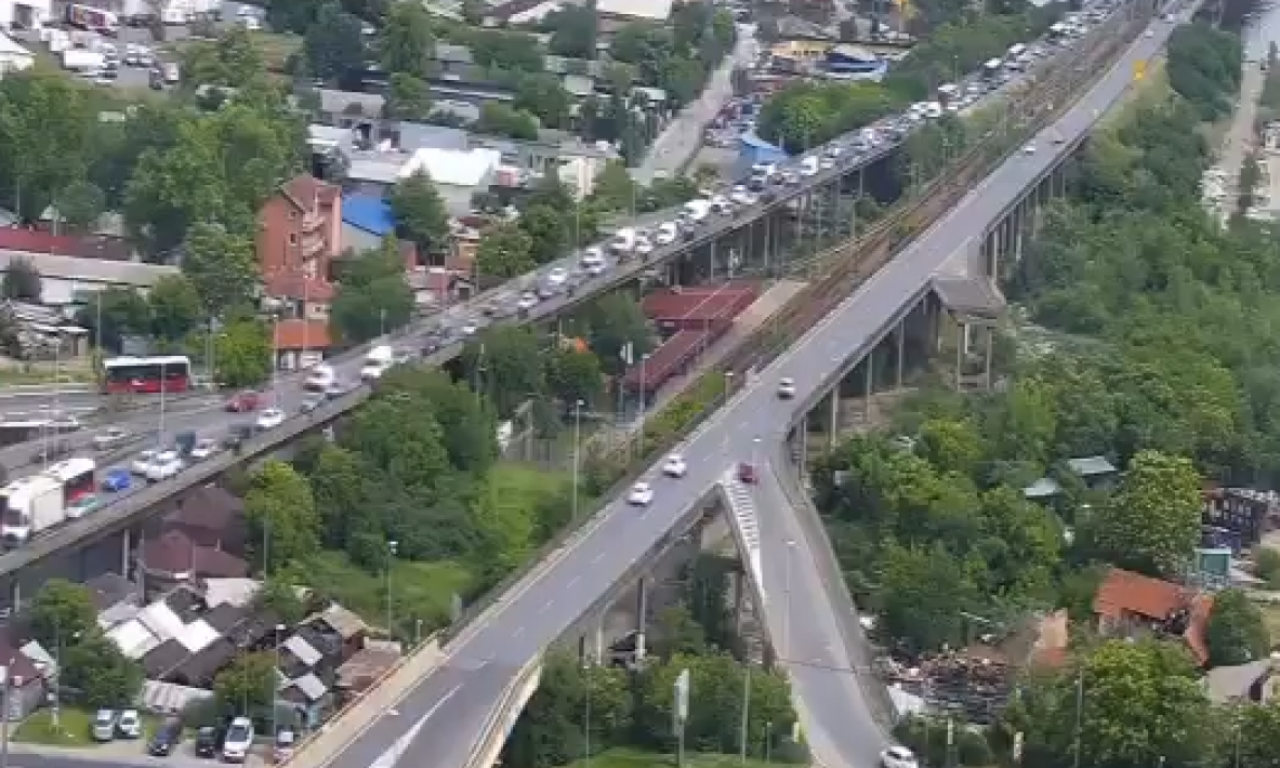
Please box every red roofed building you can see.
[0,227,131,261]
[274,319,333,370]
[258,174,342,290]
[1093,567,1214,666]
[138,530,249,599]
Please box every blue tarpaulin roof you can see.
[342,194,396,236]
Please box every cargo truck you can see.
[46,457,98,520]
[0,475,65,547]
[62,49,106,72]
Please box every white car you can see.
[546,267,568,285]
[304,363,335,392]
[131,449,158,476]
[117,709,142,739]
[1144,28,1153,37]
[145,451,184,482]
[189,438,219,461]
[222,717,255,763]
[777,377,797,399]
[627,481,655,506]
[654,223,679,245]
[517,292,539,311]
[881,746,919,768]
[710,195,733,214]
[729,185,756,206]
[1023,142,1036,155]
[461,321,479,336]
[93,426,130,451]
[634,237,654,256]
[799,157,820,177]
[662,454,688,478]
[256,408,285,431]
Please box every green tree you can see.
[1006,640,1215,768]
[304,1,367,84]
[586,294,652,375]
[476,103,539,141]
[148,274,202,341]
[390,171,449,253]
[62,634,143,710]
[77,287,152,352]
[545,5,597,59]
[309,444,369,551]
[1,256,40,301]
[178,26,267,88]
[215,319,272,388]
[547,347,602,407]
[1237,701,1280,768]
[0,69,97,221]
[476,223,536,280]
[27,579,96,650]
[381,0,435,78]
[1092,451,1201,578]
[1205,589,1269,668]
[462,325,546,418]
[57,180,106,234]
[514,74,573,130]
[877,542,978,654]
[504,654,632,768]
[386,73,434,121]
[213,651,278,713]
[374,366,498,473]
[331,238,415,343]
[245,460,321,571]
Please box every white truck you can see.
[359,345,395,381]
[0,475,65,547]
[61,49,105,73]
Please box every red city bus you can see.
[101,355,192,394]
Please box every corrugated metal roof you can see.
[410,148,502,188]
[342,194,396,236]
[596,0,674,19]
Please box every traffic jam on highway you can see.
[0,4,1120,556]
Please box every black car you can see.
[148,717,183,756]
[194,726,220,758]
[220,423,254,450]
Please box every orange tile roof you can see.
[280,175,338,212]
[273,319,332,350]
[265,274,336,302]
[1186,594,1214,667]
[1093,567,1184,622]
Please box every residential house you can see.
[482,0,563,25]
[257,175,343,290]
[163,486,246,553]
[1092,567,1213,666]
[0,633,46,721]
[1022,455,1119,502]
[276,615,356,726]
[1202,487,1277,548]
[138,530,250,599]
[342,145,503,216]
[341,194,398,254]
[0,235,174,306]
[264,274,335,323]
[596,0,675,32]
[274,319,333,370]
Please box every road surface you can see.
[284,8,1174,768]
[631,25,760,186]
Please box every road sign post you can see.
[674,668,690,768]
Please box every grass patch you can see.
[561,748,779,768]
[163,31,300,73]
[1254,597,1280,645]
[10,707,159,746]
[1100,56,1169,131]
[302,550,472,635]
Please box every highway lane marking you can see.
[368,684,463,768]
[542,599,555,612]
[566,576,579,587]
[592,553,604,564]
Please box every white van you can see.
[360,345,394,381]
[682,200,712,222]
[580,247,607,275]
[609,227,636,254]
[304,363,335,392]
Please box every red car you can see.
[224,390,261,413]
[737,462,757,484]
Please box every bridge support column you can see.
[863,347,875,420]
[896,320,906,387]
[634,578,648,663]
[828,392,840,449]
[9,582,17,613]
[732,571,745,634]
[121,527,131,578]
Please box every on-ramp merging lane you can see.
[307,12,1177,768]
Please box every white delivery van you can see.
[1,475,65,546]
[360,345,394,381]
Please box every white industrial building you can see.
[0,0,50,30]
[0,33,33,76]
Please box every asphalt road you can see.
[631,24,761,186]
[293,8,1177,768]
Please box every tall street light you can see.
[572,400,584,522]
[783,539,795,657]
[386,539,399,640]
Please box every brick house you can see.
[274,319,333,370]
[257,175,342,287]
[1093,567,1213,666]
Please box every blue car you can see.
[102,469,131,493]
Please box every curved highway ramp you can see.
[282,8,1181,768]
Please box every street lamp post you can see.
[784,540,795,656]
[386,540,399,639]
[572,400,584,522]
[637,353,651,452]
